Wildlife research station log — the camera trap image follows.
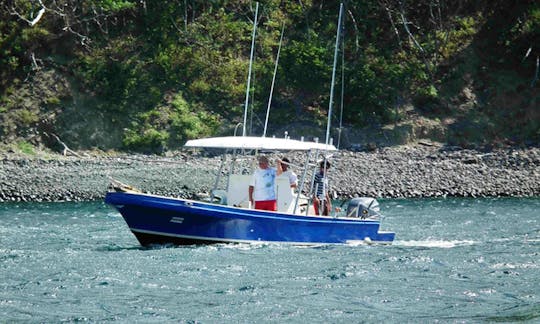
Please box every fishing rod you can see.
[242,2,259,137]
[325,2,344,146]
[263,22,285,138]
[337,20,345,149]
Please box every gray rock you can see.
[0,146,539,202]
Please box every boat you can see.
[105,135,395,246]
[104,3,395,246]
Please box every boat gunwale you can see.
[105,191,383,225]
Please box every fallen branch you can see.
[10,0,46,27]
[397,4,434,83]
[49,133,81,157]
[30,52,41,70]
[418,140,437,147]
[29,6,45,26]
[379,0,402,51]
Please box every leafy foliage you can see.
[123,93,219,153]
[0,0,538,151]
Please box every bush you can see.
[413,85,439,111]
[17,141,35,155]
[122,93,219,153]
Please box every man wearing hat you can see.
[249,156,283,211]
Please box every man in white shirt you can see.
[280,157,298,189]
[249,156,283,211]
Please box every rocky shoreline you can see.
[1,144,539,202]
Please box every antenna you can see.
[337,21,345,149]
[242,2,259,137]
[263,22,285,138]
[325,3,344,146]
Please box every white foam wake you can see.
[396,239,476,248]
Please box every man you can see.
[249,156,283,211]
[312,160,332,216]
[280,157,298,189]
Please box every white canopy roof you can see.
[185,136,336,151]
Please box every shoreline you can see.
[1,145,539,202]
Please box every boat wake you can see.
[395,239,476,248]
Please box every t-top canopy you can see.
[185,136,337,151]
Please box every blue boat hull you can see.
[105,192,395,246]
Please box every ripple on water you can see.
[1,198,539,322]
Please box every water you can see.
[1,198,539,322]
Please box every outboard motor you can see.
[346,197,380,219]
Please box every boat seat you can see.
[276,176,294,212]
[227,174,252,208]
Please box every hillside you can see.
[0,1,538,154]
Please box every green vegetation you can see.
[123,93,219,153]
[16,140,35,155]
[0,1,538,153]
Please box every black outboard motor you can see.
[346,197,380,219]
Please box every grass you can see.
[17,141,36,155]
